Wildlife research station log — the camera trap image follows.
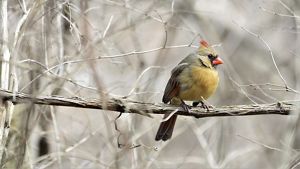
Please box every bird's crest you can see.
[198,40,218,58]
[200,40,209,48]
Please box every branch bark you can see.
[0,89,295,118]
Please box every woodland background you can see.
[1,0,300,169]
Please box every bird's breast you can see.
[178,66,219,101]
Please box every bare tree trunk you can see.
[0,0,15,168]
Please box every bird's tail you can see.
[155,114,177,141]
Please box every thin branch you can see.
[19,44,198,92]
[0,89,295,118]
[259,6,300,19]
[127,66,163,97]
[233,21,288,87]
[237,134,284,152]
[102,15,114,38]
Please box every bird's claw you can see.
[180,101,191,113]
[200,101,212,112]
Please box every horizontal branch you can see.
[0,89,295,118]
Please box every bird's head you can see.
[197,40,223,68]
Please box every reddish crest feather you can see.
[200,40,209,48]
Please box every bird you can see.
[155,40,223,141]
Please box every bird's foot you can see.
[193,101,213,111]
[180,100,191,113]
[200,101,212,112]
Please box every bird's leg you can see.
[180,99,191,113]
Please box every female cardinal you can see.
[155,40,223,141]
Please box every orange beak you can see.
[212,57,223,65]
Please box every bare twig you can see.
[102,15,114,38]
[19,44,198,92]
[127,66,163,97]
[237,134,284,152]
[233,21,288,87]
[259,6,300,19]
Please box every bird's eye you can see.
[208,54,214,59]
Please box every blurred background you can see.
[2,0,300,168]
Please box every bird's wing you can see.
[162,63,188,103]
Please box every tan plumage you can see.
[155,40,223,141]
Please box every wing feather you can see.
[162,63,188,103]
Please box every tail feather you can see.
[162,96,169,104]
[155,114,177,141]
